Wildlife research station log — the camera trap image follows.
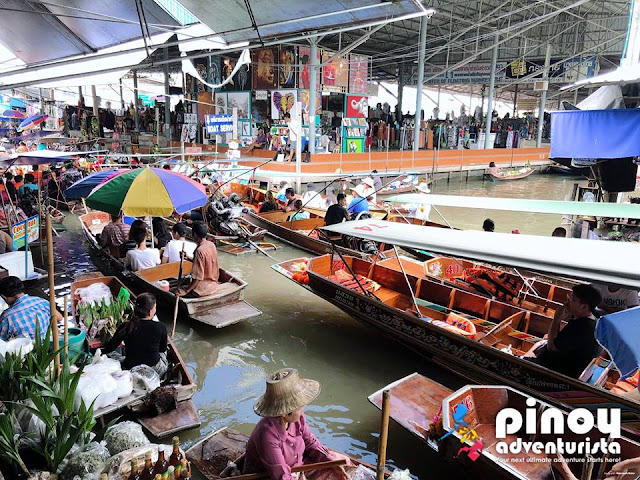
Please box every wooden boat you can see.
[273,254,640,438]
[70,274,200,437]
[186,427,387,480]
[78,211,262,328]
[377,254,569,316]
[486,167,534,181]
[47,204,65,225]
[376,183,417,198]
[369,373,640,480]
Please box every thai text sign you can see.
[205,114,233,134]
[11,215,39,250]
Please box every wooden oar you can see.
[225,459,347,480]
[171,243,186,338]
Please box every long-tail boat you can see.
[273,252,640,438]
[369,373,640,480]
[70,274,200,437]
[79,211,261,327]
[186,427,388,480]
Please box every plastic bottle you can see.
[169,436,183,466]
[128,458,141,480]
[100,474,108,480]
[166,466,175,479]
[154,449,169,475]
[154,475,162,480]
[173,465,182,479]
[140,451,155,480]
[180,459,191,479]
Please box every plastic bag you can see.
[388,469,412,480]
[75,283,113,306]
[0,337,33,357]
[84,351,122,376]
[111,370,133,399]
[75,374,102,412]
[348,465,376,480]
[14,400,50,441]
[94,374,119,410]
[130,365,160,393]
[60,442,111,480]
[104,421,150,456]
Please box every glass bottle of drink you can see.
[140,451,155,480]
[180,459,191,479]
[169,437,183,467]
[154,449,169,475]
[154,475,162,480]
[128,457,141,480]
[166,466,175,479]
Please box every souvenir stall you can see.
[341,94,368,153]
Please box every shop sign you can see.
[517,99,539,111]
[424,63,507,85]
[205,114,234,134]
[137,94,154,106]
[255,90,268,100]
[11,215,39,250]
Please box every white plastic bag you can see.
[130,365,160,393]
[0,337,33,358]
[94,373,119,410]
[111,370,133,399]
[85,350,122,376]
[388,469,412,480]
[75,374,102,411]
[75,283,113,306]
[348,465,376,480]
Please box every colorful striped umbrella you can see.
[63,169,127,199]
[0,109,25,120]
[17,114,47,132]
[85,167,207,216]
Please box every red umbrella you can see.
[17,114,47,132]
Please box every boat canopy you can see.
[550,109,640,159]
[321,219,640,288]
[596,306,640,378]
[0,150,107,166]
[383,193,640,218]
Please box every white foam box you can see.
[0,251,37,280]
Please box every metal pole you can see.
[512,84,518,116]
[484,33,499,149]
[397,64,404,120]
[413,16,428,151]
[133,70,140,132]
[119,78,125,110]
[309,38,318,154]
[573,87,579,105]
[193,75,200,143]
[164,47,171,141]
[537,43,552,148]
[91,85,99,117]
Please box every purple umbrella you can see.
[17,114,47,132]
[0,109,25,120]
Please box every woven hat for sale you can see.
[253,368,321,417]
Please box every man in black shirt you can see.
[528,284,602,378]
[325,193,350,226]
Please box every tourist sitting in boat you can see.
[125,227,161,271]
[99,211,131,256]
[245,127,269,154]
[284,188,297,212]
[591,283,639,314]
[152,217,172,249]
[325,194,349,226]
[347,184,372,218]
[176,222,219,298]
[18,173,38,198]
[259,191,280,213]
[13,175,23,191]
[102,292,168,377]
[276,181,290,203]
[244,368,350,480]
[552,226,566,237]
[301,183,329,210]
[162,223,196,264]
[288,200,310,221]
[0,276,61,340]
[482,218,495,232]
[525,284,602,378]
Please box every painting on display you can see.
[253,48,278,89]
[279,46,296,88]
[298,46,320,89]
[349,54,369,94]
[345,137,364,153]
[227,91,251,119]
[209,56,222,87]
[271,89,297,121]
[345,94,368,118]
[221,57,236,91]
[300,90,322,124]
[193,58,209,93]
[322,52,348,89]
[215,92,227,115]
[233,64,252,91]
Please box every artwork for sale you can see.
[253,48,278,89]
[279,45,296,88]
[322,52,348,88]
[349,54,369,94]
[227,91,251,119]
[345,94,368,118]
[298,46,320,89]
[271,89,297,120]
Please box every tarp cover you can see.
[550,109,640,159]
[321,220,640,288]
[596,307,640,378]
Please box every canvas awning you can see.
[321,220,640,288]
[550,110,640,159]
[0,150,106,166]
[383,193,640,218]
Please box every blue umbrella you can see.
[17,114,47,132]
[0,109,25,120]
[63,169,126,199]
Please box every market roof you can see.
[384,193,640,218]
[321,219,640,288]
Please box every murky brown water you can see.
[48,172,585,479]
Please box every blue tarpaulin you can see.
[596,306,640,378]
[550,109,640,159]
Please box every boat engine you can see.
[342,212,378,254]
[209,193,248,237]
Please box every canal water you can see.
[47,172,584,479]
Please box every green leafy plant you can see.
[78,296,132,343]
[0,412,31,477]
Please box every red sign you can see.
[345,95,368,118]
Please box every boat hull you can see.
[487,168,534,181]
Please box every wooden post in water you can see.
[376,389,391,480]
[46,213,59,372]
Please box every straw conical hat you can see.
[254,368,321,417]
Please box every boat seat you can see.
[415,299,448,312]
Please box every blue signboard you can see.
[205,114,233,134]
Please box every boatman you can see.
[99,211,131,256]
[0,276,62,340]
[176,221,219,297]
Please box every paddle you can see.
[239,224,276,260]
[171,243,186,338]
[224,459,347,480]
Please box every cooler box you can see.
[0,251,39,281]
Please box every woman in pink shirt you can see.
[244,369,350,480]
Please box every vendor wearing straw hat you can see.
[244,368,350,480]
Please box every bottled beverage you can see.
[154,475,162,480]
[140,451,155,480]
[128,458,141,480]
[180,459,191,479]
[169,437,183,467]
[161,472,169,480]
[173,465,182,479]
[167,466,175,478]
[100,475,108,480]
[154,449,169,475]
